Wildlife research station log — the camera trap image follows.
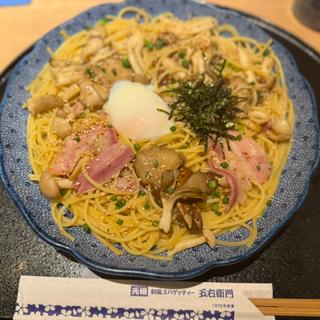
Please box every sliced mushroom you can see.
[27,95,64,115]
[50,64,83,86]
[79,78,108,110]
[228,76,247,92]
[256,76,277,92]
[52,116,72,139]
[159,172,208,233]
[60,84,80,101]
[133,146,186,188]
[191,51,205,75]
[227,76,254,112]
[91,46,115,63]
[128,32,144,75]
[82,37,104,61]
[176,202,203,231]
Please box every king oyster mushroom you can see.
[133,146,209,233]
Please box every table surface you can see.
[1,1,320,319]
[0,0,319,73]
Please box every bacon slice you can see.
[75,143,134,194]
[50,127,118,176]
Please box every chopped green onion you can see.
[144,39,153,50]
[122,57,131,69]
[267,199,272,206]
[222,196,229,204]
[85,68,95,78]
[111,195,118,201]
[98,17,111,25]
[214,210,222,216]
[155,38,165,49]
[211,202,219,211]
[220,162,229,169]
[152,220,159,227]
[263,48,271,57]
[82,223,91,233]
[256,164,261,171]
[79,112,86,118]
[98,66,106,73]
[208,180,217,190]
[178,50,186,59]
[134,143,141,152]
[170,126,177,132]
[181,59,190,68]
[236,135,242,141]
[73,136,81,143]
[138,190,146,197]
[212,190,221,198]
[115,199,126,209]
[144,202,150,210]
[60,189,67,196]
[116,219,124,225]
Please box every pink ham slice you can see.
[50,127,118,176]
[229,136,271,184]
[207,132,271,211]
[74,143,134,194]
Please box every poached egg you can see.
[103,80,173,140]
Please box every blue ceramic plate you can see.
[0,0,319,279]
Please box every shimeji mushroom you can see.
[39,171,73,200]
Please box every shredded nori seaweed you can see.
[167,60,242,149]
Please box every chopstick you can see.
[250,298,320,317]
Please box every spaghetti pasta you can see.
[26,7,293,259]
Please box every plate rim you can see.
[0,0,319,280]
